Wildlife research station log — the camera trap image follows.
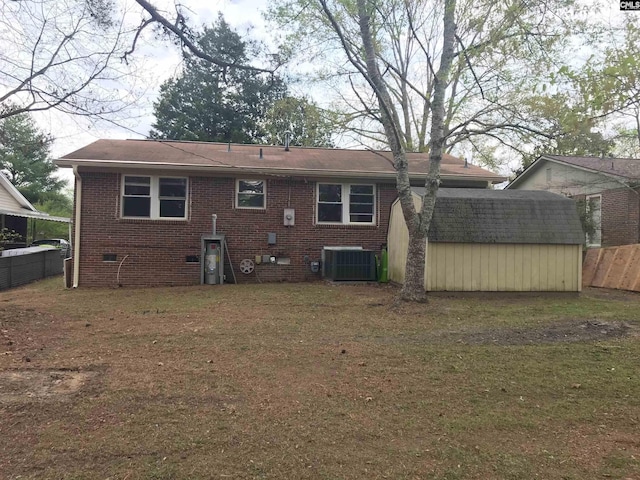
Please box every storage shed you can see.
[387,188,585,291]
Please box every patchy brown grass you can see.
[1,279,639,479]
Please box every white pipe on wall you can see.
[72,166,82,288]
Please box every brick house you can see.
[56,139,504,287]
[506,155,640,248]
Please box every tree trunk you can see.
[353,0,456,302]
[400,228,427,301]
[355,0,426,302]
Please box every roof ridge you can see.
[546,154,640,162]
[121,138,461,158]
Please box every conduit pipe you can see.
[72,166,82,288]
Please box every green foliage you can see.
[267,0,597,164]
[33,190,73,240]
[609,126,640,158]
[0,113,64,203]
[263,97,335,147]
[150,15,288,143]
[520,94,615,167]
[0,228,21,250]
[574,198,594,247]
[550,20,640,158]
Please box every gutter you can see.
[56,159,506,184]
[72,166,82,288]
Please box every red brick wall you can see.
[601,187,640,247]
[76,171,397,286]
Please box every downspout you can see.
[72,166,82,288]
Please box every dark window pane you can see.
[239,180,264,194]
[123,197,150,217]
[125,176,150,184]
[349,183,374,222]
[351,185,373,195]
[159,178,186,197]
[350,194,374,204]
[124,185,151,196]
[318,203,342,222]
[319,184,341,203]
[350,214,374,223]
[238,193,264,208]
[160,199,186,217]
[350,203,374,214]
[124,177,151,196]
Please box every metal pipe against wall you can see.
[72,166,82,288]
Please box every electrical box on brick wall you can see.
[284,208,295,226]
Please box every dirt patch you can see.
[372,320,636,346]
[0,369,99,403]
[449,320,634,346]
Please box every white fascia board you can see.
[507,155,632,190]
[505,157,545,189]
[540,155,632,183]
[56,158,505,184]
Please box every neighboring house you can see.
[0,173,70,248]
[388,188,584,292]
[506,155,640,248]
[56,139,505,287]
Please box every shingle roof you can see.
[57,139,505,183]
[507,155,640,189]
[543,155,640,180]
[411,188,584,244]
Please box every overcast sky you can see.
[40,0,270,185]
[36,0,628,186]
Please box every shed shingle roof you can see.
[411,188,584,244]
[57,139,505,183]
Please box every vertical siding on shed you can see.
[386,194,420,285]
[426,243,581,291]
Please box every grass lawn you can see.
[0,279,639,479]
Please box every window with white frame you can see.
[236,179,266,209]
[586,194,602,247]
[122,175,187,219]
[317,183,375,224]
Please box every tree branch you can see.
[133,0,279,75]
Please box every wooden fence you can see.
[583,244,640,292]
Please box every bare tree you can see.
[0,0,145,121]
[317,0,456,301]
[267,0,584,301]
[1,0,282,125]
[128,0,283,75]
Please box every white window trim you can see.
[585,193,602,248]
[316,182,376,225]
[235,179,266,209]
[121,175,188,220]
